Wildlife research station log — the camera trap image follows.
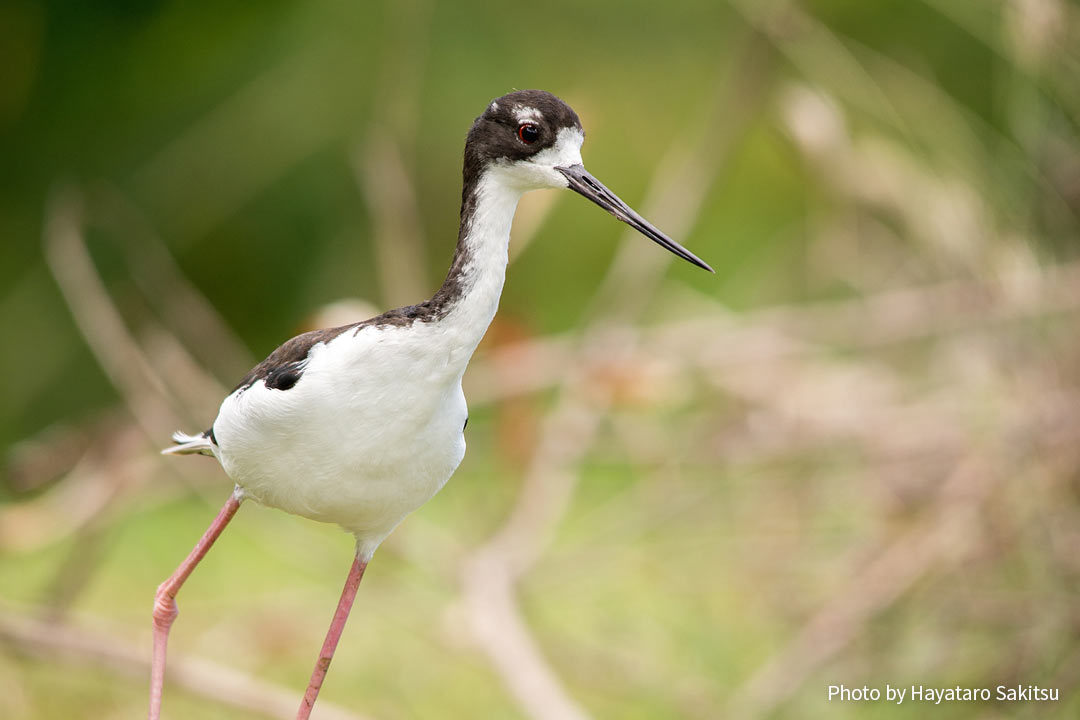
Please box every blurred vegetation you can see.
[2,0,1079,718]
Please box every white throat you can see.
[440,170,524,356]
[430,126,584,370]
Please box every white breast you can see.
[213,321,469,552]
[210,169,524,557]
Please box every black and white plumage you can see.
[150,89,712,720]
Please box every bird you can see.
[149,89,712,720]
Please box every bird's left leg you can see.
[149,486,244,720]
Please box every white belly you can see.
[212,323,469,550]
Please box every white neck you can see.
[437,169,523,359]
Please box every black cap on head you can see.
[464,90,582,168]
[460,90,714,273]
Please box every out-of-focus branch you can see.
[6,185,244,552]
[36,186,239,616]
[728,394,1080,717]
[43,186,179,446]
[729,455,992,717]
[454,36,778,718]
[354,0,432,310]
[0,606,374,720]
[466,258,1080,407]
[460,330,643,720]
[585,28,773,322]
[0,441,146,553]
[89,182,251,395]
[457,56,752,720]
[354,130,430,309]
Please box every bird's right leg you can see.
[295,545,370,720]
[149,486,244,720]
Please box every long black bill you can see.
[556,164,714,273]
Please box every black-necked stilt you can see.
[150,89,712,720]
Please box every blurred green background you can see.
[2,0,1079,718]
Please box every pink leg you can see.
[149,489,243,720]
[296,552,369,720]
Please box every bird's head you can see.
[465,89,713,272]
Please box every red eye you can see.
[517,123,540,144]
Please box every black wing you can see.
[229,299,448,394]
[231,323,355,393]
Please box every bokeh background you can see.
[2,0,1079,718]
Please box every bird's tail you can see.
[162,430,216,457]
